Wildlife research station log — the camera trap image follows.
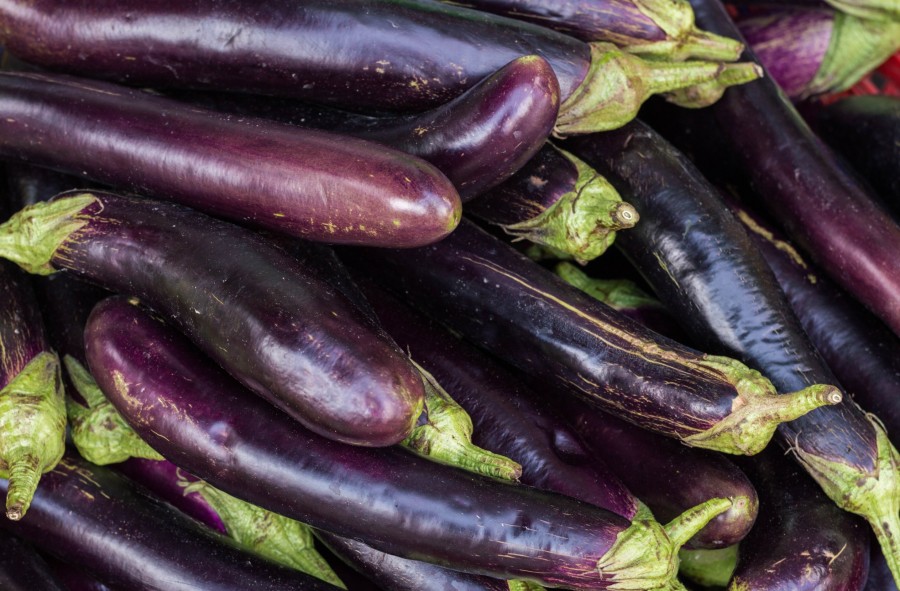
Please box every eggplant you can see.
[736,6,900,99]
[728,0,900,24]
[346,218,840,456]
[85,295,731,591]
[0,71,461,247]
[0,529,66,590]
[0,0,760,136]
[176,55,560,202]
[466,144,638,262]
[867,546,899,591]
[801,95,900,207]
[729,451,871,591]
[0,452,342,591]
[683,0,900,343]
[562,119,898,586]
[45,561,114,591]
[0,191,426,447]
[441,0,743,60]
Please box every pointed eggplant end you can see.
[4,455,41,521]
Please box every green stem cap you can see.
[555,262,665,311]
[664,62,764,108]
[628,0,745,61]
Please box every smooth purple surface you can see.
[52,192,425,447]
[85,296,633,590]
[0,0,589,110]
[0,261,47,388]
[0,71,460,247]
[0,530,66,591]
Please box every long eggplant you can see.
[176,55,559,203]
[0,452,341,591]
[562,119,899,585]
[441,0,743,60]
[0,0,760,136]
[0,191,425,447]
[346,218,840,456]
[0,529,66,590]
[684,0,900,343]
[85,295,731,591]
[45,560,114,591]
[0,71,461,247]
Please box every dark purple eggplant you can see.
[346,218,840,456]
[728,0,900,23]
[735,7,900,99]
[562,118,897,585]
[0,260,65,520]
[0,191,426,447]
[729,450,871,591]
[177,55,559,202]
[0,70,461,247]
[684,0,900,343]
[441,0,743,60]
[0,0,761,136]
[0,452,341,591]
[0,529,66,590]
[85,295,731,590]
[466,143,638,262]
[867,546,899,591]
[45,560,115,591]
[801,95,900,207]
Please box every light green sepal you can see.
[792,415,900,588]
[806,14,900,98]
[822,0,900,25]
[401,361,522,481]
[555,43,759,136]
[64,355,164,465]
[678,545,738,588]
[627,0,744,61]
[499,147,638,264]
[682,359,842,455]
[180,478,346,589]
[507,580,546,591]
[0,194,98,275]
[556,262,665,311]
[664,62,764,108]
[0,351,67,520]
[596,497,731,590]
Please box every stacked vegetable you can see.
[0,0,897,589]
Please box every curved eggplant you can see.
[0,191,425,447]
[85,296,731,591]
[0,529,66,590]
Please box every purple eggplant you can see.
[346,218,840,456]
[441,0,743,60]
[0,529,66,590]
[729,450,871,591]
[85,295,731,590]
[45,561,114,591]
[466,144,638,262]
[0,0,761,136]
[728,0,900,24]
[735,6,900,99]
[0,71,461,247]
[801,94,900,207]
[0,452,341,591]
[176,55,560,202]
[867,546,899,591]
[562,118,898,586]
[0,191,426,447]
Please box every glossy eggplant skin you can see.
[0,530,66,591]
[802,95,900,208]
[356,278,640,519]
[684,0,900,340]
[0,262,46,389]
[45,560,117,591]
[84,297,636,590]
[36,192,425,447]
[0,71,461,247]
[730,451,870,591]
[0,453,341,591]
[0,0,589,112]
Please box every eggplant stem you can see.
[664,62,764,109]
[664,497,733,547]
[5,454,40,520]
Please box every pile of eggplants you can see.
[0,0,899,589]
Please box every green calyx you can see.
[555,43,759,136]
[180,477,346,588]
[792,415,900,587]
[682,357,843,455]
[664,62,764,108]
[506,581,546,591]
[678,545,739,588]
[0,351,66,520]
[498,147,637,263]
[807,13,900,98]
[401,361,523,481]
[822,0,900,25]
[555,262,665,311]
[0,193,98,275]
[64,355,164,466]
[627,0,745,61]
[597,497,732,590]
